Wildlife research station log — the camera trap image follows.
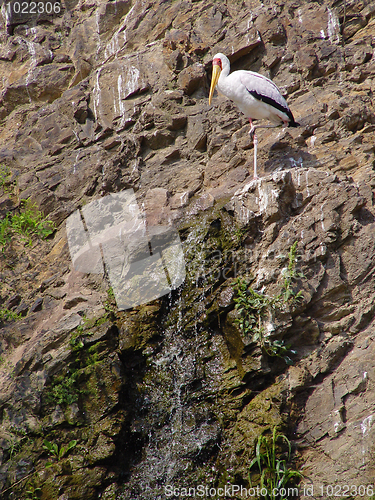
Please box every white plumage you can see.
[209,53,299,178]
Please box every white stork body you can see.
[217,69,293,124]
[209,53,299,178]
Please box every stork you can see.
[209,53,299,179]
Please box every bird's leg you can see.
[249,118,256,139]
[249,119,258,179]
[253,132,258,179]
[249,121,290,179]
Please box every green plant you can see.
[70,326,85,352]
[249,427,303,500]
[0,165,13,192]
[44,371,80,406]
[0,307,22,324]
[0,199,55,251]
[104,286,116,315]
[0,216,12,251]
[45,324,103,406]
[43,439,77,465]
[107,286,115,301]
[233,279,296,364]
[86,344,101,365]
[25,480,42,500]
[234,279,269,335]
[7,432,29,461]
[277,242,304,304]
[10,200,55,246]
[233,243,302,365]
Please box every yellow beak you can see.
[209,64,221,105]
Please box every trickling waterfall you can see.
[119,219,225,499]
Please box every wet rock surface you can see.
[1,0,375,498]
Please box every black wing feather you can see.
[248,89,299,126]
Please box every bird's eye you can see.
[213,58,222,70]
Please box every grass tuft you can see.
[249,427,303,500]
[0,199,55,251]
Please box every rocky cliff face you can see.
[1,0,375,498]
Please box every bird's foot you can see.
[251,131,258,144]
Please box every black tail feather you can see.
[288,119,300,127]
